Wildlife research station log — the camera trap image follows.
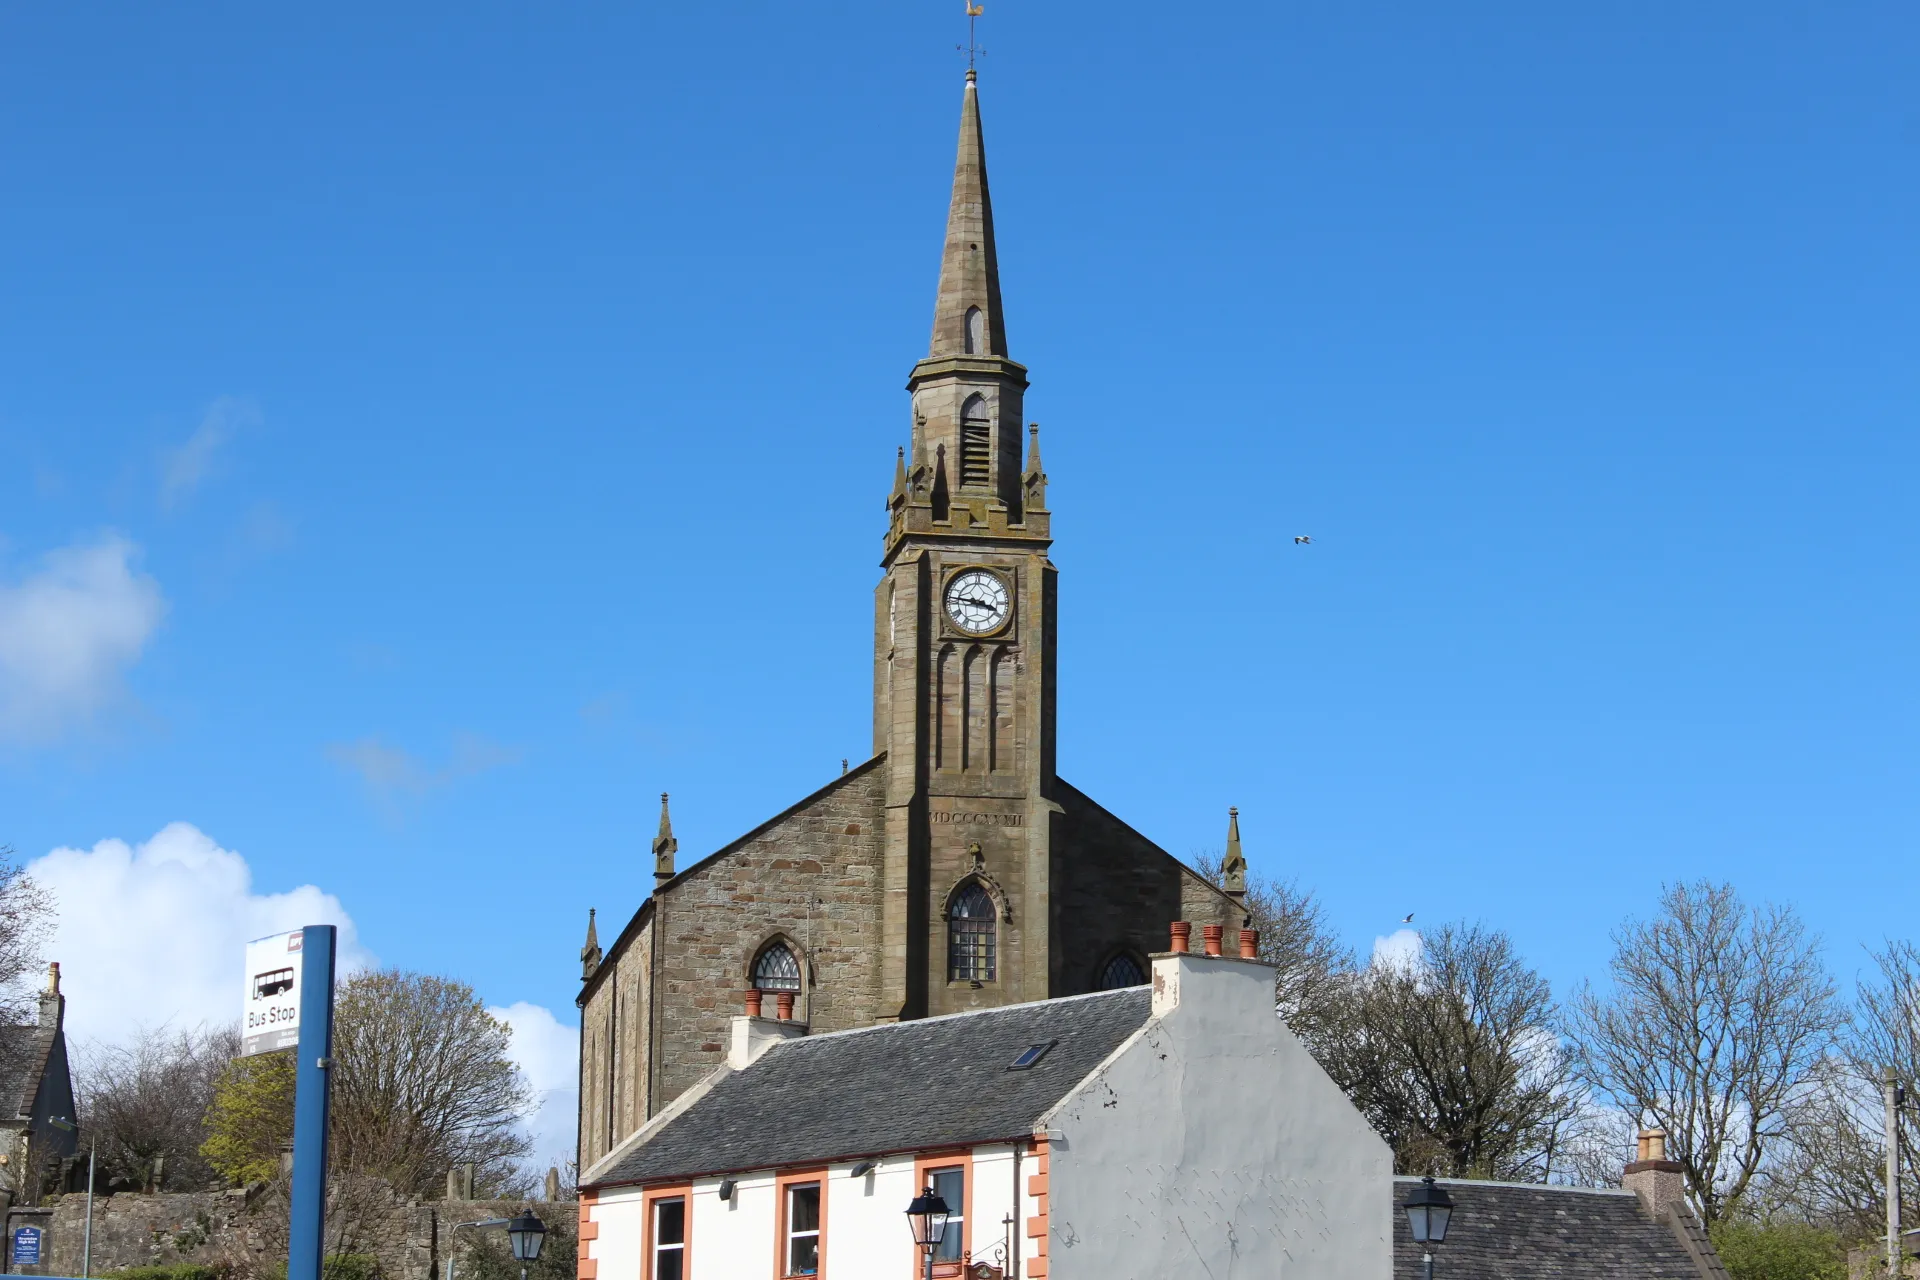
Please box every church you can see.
[575,70,1248,1174]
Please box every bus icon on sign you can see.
[253,967,295,1000]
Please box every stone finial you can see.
[653,792,678,883]
[544,1167,561,1203]
[1221,807,1247,896]
[1023,424,1048,511]
[579,909,602,981]
[892,446,909,502]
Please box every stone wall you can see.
[0,1193,571,1280]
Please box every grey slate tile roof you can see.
[1392,1179,1709,1280]
[591,987,1152,1188]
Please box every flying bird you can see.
[1401,913,1415,924]
[1294,535,1313,545]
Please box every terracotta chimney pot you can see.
[1240,929,1258,959]
[775,991,795,1022]
[1169,922,1191,954]
[745,989,763,1018]
[1202,924,1224,957]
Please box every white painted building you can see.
[578,927,1391,1280]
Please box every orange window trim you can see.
[642,1185,692,1280]
[577,1190,600,1280]
[913,1149,975,1278]
[775,1167,829,1280]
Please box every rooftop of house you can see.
[587,985,1153,1189]
[1391,1178,1717,1280]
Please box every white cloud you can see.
[0,534,166,742]
[161,397,259,510]
[490,1002,580,1173]
[1371,927,1424,974]
[326,733,523,807]
[27,822,372,1044]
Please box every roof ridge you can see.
[1392,1176,1637,1197]
[762,986,1145,1056]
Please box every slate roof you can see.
[590,986,1152,1188]
[1391,1179,1713,1280]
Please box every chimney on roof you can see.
[1623,1127,1686,1220]
[729,998,805,1070]
[38,963,61,1029]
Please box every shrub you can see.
[1709,1219,1846,1280]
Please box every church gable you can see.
[1051,779,1243,992]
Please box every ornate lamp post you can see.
[906,1186,952,1280]
[1402,1176,1455,1280]
[506,1210,547,1280]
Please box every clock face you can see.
[944,569,1011,635]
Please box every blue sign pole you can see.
[286,926,337,1280]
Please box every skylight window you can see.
[1008,1040,1056,1071]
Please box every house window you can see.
[650,1197,685,1280]
[948,883,996,983]
[785,1182,822,1276]
[1097,952,1146,990]
[930,1166,965,1261]
[754,942,802,992]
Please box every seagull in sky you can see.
[1294,535,1312,545]
[1401,913,1415,924]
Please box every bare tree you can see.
[1191,849,1355,1050]
[1322,923,1582,1179]
[1565,881,1845,1224]
[329,970,533,1196]
[0,849,52,1022]
[77,1023,236,1190]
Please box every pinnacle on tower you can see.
[1221,807,1247,897]
[580,908,602,980]
[653,792,679,883]
[930,69,1007,360]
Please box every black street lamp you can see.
[1402,1176,1454,1280]
[905,1187,952,1280]
[507,1210,546,1280]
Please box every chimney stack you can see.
[1623,1128,1686,1221]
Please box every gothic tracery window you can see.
[1097,952,1146,990]
[948,882,997,983]
[752,941,802,992]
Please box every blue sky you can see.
[0,0,1913,1116]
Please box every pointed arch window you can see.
[948,882,997,983]
[964,306,984,355]
[1097,952,1146,991]
[959,394,992,489]
[752,942,802,992]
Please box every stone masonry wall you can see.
[3,1194,570,1280]
[650,760,888,1110]
[1051,780,1244,992]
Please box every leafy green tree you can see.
[201,1051,295,1185]
[1709,1219,1846,1280]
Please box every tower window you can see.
[960,394,991,488]
[964,306,984,355]
[948,882,997,983]
[752,942,802,992]
[1097,952,1146,990]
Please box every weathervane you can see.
[958,1,986,69]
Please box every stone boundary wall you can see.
[0,1194,573,1280]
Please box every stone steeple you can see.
[930,69,1007,360]
[889,71,1041,558]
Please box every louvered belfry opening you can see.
[960,394,992,488]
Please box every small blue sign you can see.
[11,1225,42,1264]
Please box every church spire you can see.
[1221,807,1247,897]
[929,69,1007,359]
